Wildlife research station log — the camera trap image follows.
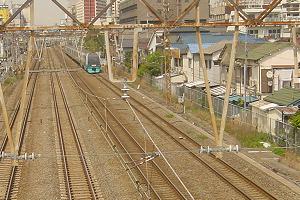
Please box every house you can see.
[250,88,300,135]
[219,42,300,95]
[182,40,230,84]
[148,28,265,84]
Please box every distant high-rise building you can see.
[71,0,110,23]
[107,0,121,23]
[119,0,209,24]
[73,0,96,23]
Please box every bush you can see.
[290,111,300,128]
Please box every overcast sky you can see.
[12,0,69,25]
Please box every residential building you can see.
[148,28,264,84]
[264,87,300,106]
[219,42,300,95]
[210,0,300,38]
[209,0,232,22]
[227,0,283,39]
[73,0,96,23]
[107,0,121,22]
[119,0,209,24]
[281,0,300,37]
[250,88,300,135]
[282,0,300,22]
[71,0,112,23]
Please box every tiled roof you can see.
[220,42,291,65]
[237,42,291,60]
[264,87,300,106]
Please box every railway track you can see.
[48,49,101,200]
[94,75,278,200]
[57,46,278,199]
[0,59,39,200]
[68,70,189,199]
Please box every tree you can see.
[290,111,300,128]
[124,51,132,70]
[138,51,164,77]
[84,32,105,53]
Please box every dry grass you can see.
[279,150,300,171]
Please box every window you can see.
[282,81,291,88]
[205,60,212,69]
[248,29,258,38]
[88,54,100,66]
[188,59,192,68]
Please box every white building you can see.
[181,41,228,84]
[227,0,282,39]
[219,42,300,95]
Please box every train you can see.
[63,45,103,74]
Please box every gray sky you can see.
[12,0,69,25]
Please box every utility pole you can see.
[163,0,172,104]
[244,33,248,109]
[195,2,219,145]
[218,0,240,157]
[292,26,299,88]
[30,0,34,26]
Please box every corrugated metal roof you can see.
[276,107,298,115]
[187,40,231,54]
[264,87,300,106]
[205,85,226,96]
[250,100,277,109]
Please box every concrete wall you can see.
[182,50,222,84]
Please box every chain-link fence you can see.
[141,76,300,151]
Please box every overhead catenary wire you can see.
[125,98,195,200]
[18,145,300,159]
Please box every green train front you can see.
[84,53,102,74]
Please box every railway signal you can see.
[121,79,130,99]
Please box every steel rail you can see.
[55,72,98,199]
[69,71,187,200]
[56,44,156,200]
[47,48,72,199]
[48,48,97,199]
[0,59,39,153]
[96,75,278,200]
[4,62,39,200]
[57,47,191,199]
